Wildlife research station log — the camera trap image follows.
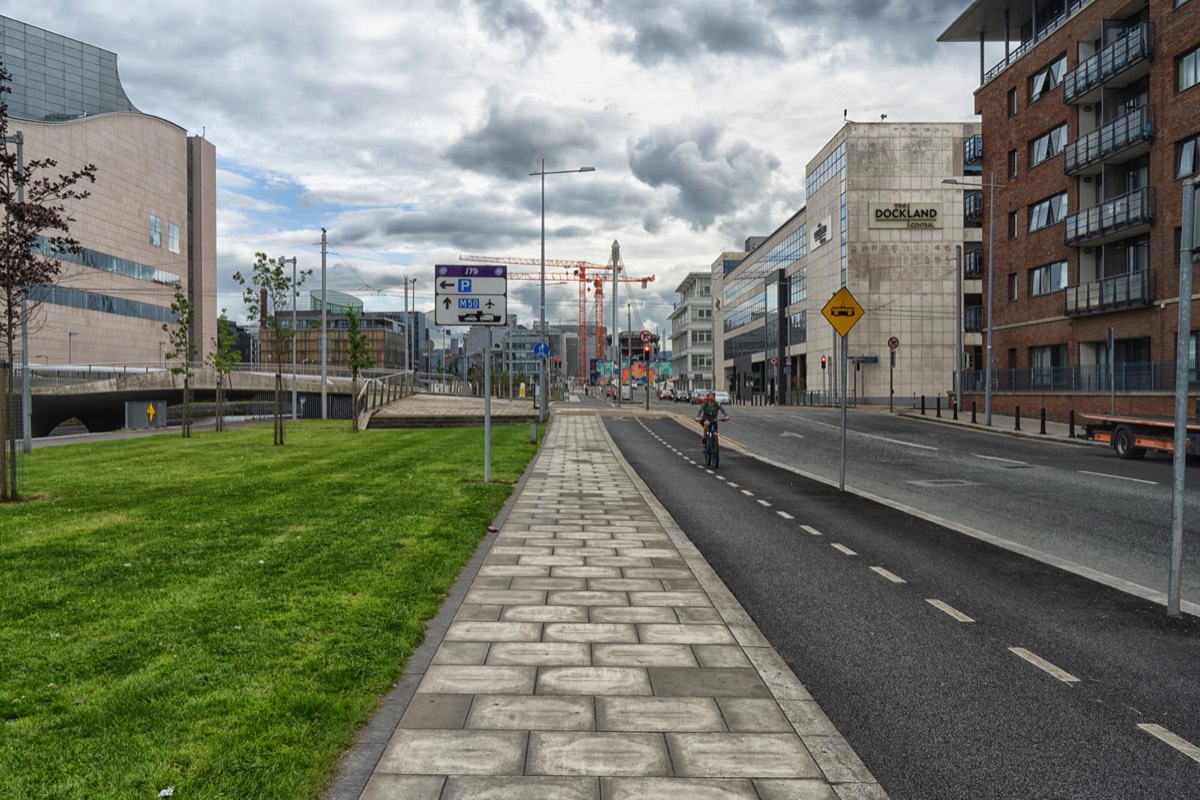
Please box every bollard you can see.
[530,423,538,445]
[971,401,977,424]
[936,396,942,419]
[921,395,927,416]
[1040,408,1047,435]
[1015,405,1021,431]
[952,396,959,421]
[1069,409,1075,439]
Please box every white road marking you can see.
[776,511,794,520]
[870,566,906,583]
[715,475,728,481]
[727,482,740,488]
[782,431,805,439]
[831,543,857,556]
[757,499,772,507]
[926,599,975,622]
[867,434,938,450]
[1008,647,1079,683]
[801,525,823,536]
[741,489,754,496]
[976,454,1028,466]
[1079,470,1157,485]
[1137,724,1200,763]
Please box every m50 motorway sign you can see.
[434,264,507,326]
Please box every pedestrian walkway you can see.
[332,413,888,800]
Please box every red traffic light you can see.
[820,355,827,369]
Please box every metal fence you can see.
[962,360,1189,394]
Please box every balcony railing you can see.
[964,305,984,332]
[1064,187,1154,247]
[963,248,985,279]
[961,359,1185,394]
[964,190,983,224]
[964,135,983,166]
[1063,22,1154,105]
[982,0,1092,85]
[1063,105,1154,175]
[1063,270,1154,315]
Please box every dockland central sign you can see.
[869,202,943,229]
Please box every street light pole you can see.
[530,160,595,423]
[944,174,1004,426]
[68,331,78,365]
[281,256,298,421]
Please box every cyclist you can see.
[695,390,729,444]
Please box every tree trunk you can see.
[274,371,283,445]
[0,362,9,502]
[352,375,359,432]
[182,375,191,438]
[215,375,224,432]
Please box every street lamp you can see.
[530,159,595,423]
[943,173,1005,426]
[68,331,78,365]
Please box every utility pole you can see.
[281,256,298,421]
[610,240,620,405]
[320,228,328,419]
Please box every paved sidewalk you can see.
[333,413,888,800]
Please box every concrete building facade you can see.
[668,271,715,395]
[2,15,217,368]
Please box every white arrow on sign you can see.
[436,277,507,295]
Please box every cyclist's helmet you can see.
[706,390,716,399]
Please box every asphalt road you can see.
[604,412,1200,800]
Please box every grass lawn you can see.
[0,421,540,799]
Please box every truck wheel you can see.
[1113,426,1145,460]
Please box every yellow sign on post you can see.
[821,286,864,337]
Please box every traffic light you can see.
[855,358,861,372]
[643,345,650,358]
[820,355,827,370]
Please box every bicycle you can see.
[702,417,729,468]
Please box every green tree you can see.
[161,287,197,437]
[232,253,309,445]
[345,308,374,432]
[205,309,241,432]
[0,67,97,501]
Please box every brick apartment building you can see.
[940,0,1199,420]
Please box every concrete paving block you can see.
[661,578,703,592]
[588,643,692,667]
[455,605,503,622]
[546,591,630,607]
[544,623,639,643]
[432,641,491,666]
[471,576,516,590]
[486,641,592,666]
[500,605,590,623]
[551,566,624,578]
[590,606,679,624]
[509,577,589,591]
[586,556,656,567]
[804,736,878,784]
[417,665,536,695]
[727,624,772,648]
[601,777,758,800]
[638,624,736,645]
[359,774,446,800]
[667,733,822,778]
[478,564,551,577]
[464,589,548,606]
[754,779,842,800]
[647,667,772,698]
[743,647,812,701]
[629,591,710,607]
[560,546,622,557]
[444,621,543,642]
[537,666,652,696]
[777,700,841,737]
[587,578,665,592]
[830,783,891,800]
[375,729,527,775]
[716,698,793,732]
[490,545,554,556]
[674,607,723,624]
[528,731,671,777]
[692,645,753,669]
[622,567,693,580]
[397,693,474,730]
[442,775,600,800]
[466,695,595,732]
[520,555,590,566]
[596,696,725,732]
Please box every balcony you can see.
[1064,187,1154,247]
[963,248,985,279]
[963,135,983,166]
[1063,22,1154,106]
[964,305,984,332]
[1064,106,1154,176]
[1063,270,1154,315]
[963,190,983,225]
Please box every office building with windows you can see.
[2,15,216,366]
[939,0,1200,418]
[669,271,716,395]
[718,121,983,405]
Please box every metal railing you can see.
[964,190,983,224]
[964,306,984,332]
[1063,22,1154,104]
[1064,187,1154,246]
[962,359,1186,394]
[1064,270,1154,315]
[1064,105,1154,174]
[982,0,1093,85]
[964,248,985,279]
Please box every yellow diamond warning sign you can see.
[821,286,864,337]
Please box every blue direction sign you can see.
[533,341,550,359]
[434,264,508,326]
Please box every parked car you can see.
[714,390,731,405]
[658,385,674,401]
[674,389,691,403]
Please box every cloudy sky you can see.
[8,0,985,337]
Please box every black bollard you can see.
[971,401,977,424]
[952,396,959,421]
[936,396,942,418]
[1069,410,1076,439]
[1040,408,1047,435]
[921,395,927,416]
[1015,405,1022,431]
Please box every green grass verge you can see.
[0,421,541,799]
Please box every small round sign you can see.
[888,336,900,350]
[770,356,778,365]
[640,330,652,343]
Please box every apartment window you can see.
[1029,54,1066,103]
[1180,46,1200,92]
[1179,133,1200,178]
[1029,261,1068,296]
[167,222,180,254]
[1008,211,1018,239]
[1009,273,1018,300]
[1030,344,1068,387]
[1029,124,1068,167]
[1008,149,1018,178]
[1007,87,1018,117]
[1029,193,1068,232]
[149,215,162,248]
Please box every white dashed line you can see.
[801,525,822,536]
[975,454,1028,466]
[1138,724,1200,763]
[776,511,794,520]
[926,599,975,622]
[727,483,740,488]
[870,566,906,583]
[1008,647,1079,683]
[1079,470,1157,485]
[715,476,727,481]
[831,543,857,556]
[741,489,754,496]
[757,499,772,507]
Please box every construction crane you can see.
[459,254,655,382]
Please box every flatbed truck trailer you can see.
[1080,412,1200,459]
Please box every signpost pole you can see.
[1167,179,1197,617]
[840,332,848,492]
[484,326,492,482]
